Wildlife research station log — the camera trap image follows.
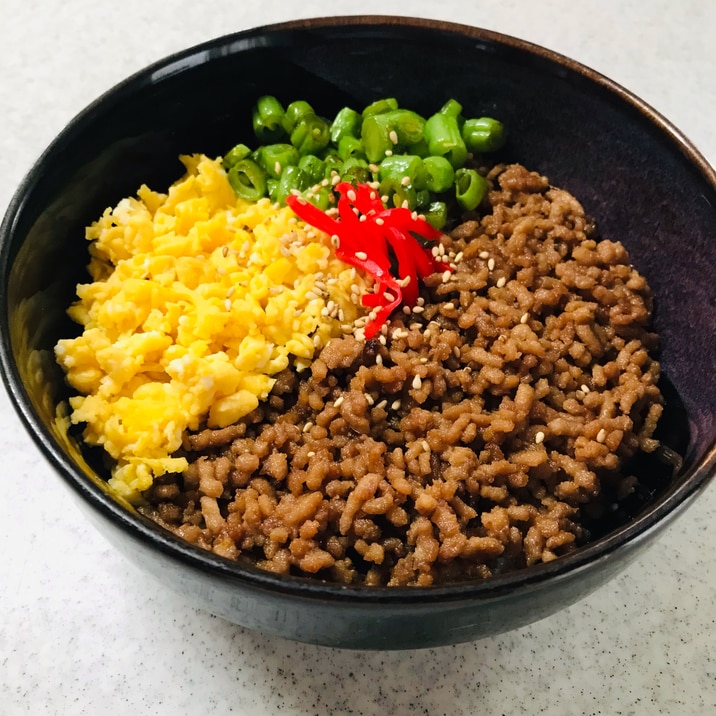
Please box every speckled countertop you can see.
[1,1,714,714]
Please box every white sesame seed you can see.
[391,399,401,410]
[412,305,425,314]
[410,322,422,331]
[368,164,380,173]
[535,431,545,444]
[596,428,607,443]
[520,312,529,324]
[496,276,507,288]
[488,258,496,271]
[375,354,383,366]
[334,396,344,408]
[412,375,422,389]
[224,298,232,311]
[417,297,425,306]
[331,174,341,186]
[274,161,281,175]
[581,384,591,393]
[400,176,411,186]
[307,451,315,458]
[403,306,411,315]
[347,189,357,202]
[479,251,490,259]
[379,334,387,345]
[355,251,368,260]
[303,422,313,433]
[226,286,235,298]
[384,291,395,301]
[444,302,455,310]
[221,245,229,257]
[420,357,428,363]
[375,217,384,225]
[421,440,430,452]
[389,130,399,145]
[365,394,374,405]
[376,399,388,410]
[381,323,389,336]
[331,234,341,248]
[454,251,464,263]
[453,346,460,358]
[305,291,319,301]
[385,149,393,157]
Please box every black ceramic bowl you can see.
[1,17,714,650]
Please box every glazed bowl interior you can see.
[1,17,714,649]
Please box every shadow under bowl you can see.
[1,16,715,649]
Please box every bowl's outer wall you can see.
[2,19,715,648]
[74,470,701,649]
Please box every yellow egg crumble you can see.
[54,154,368,502]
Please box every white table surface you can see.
[1,1,714,714]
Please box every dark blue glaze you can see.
[1,17,714,649]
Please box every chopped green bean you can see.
[423,200,448,229]
[341,157,371,184]
[455,168,488,211]
[361,114,393,163]
[330,106,362,144]
[282,100,315,134]
[379,175,418,210]
[384,110,426,146]
[438,98,463,118]
[422,155,455,193]
[410,138,431,158]
[424,112,467,168]
[255,143,299,179]
[222,143,252,171]
[462,117,506,153]
[321,153,343,178]
[272,165,310,205]
[378,155,426,189]
[303,186,333,210]
[252,95,286,142]
[228,159,268,202]
[362,97,399,118]
[338,135,366,162]
[291,115,331,155]
[298,154,326,185]
[416,189,431,207]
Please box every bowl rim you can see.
[1,14,715,604]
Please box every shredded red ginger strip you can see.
[286,182,449,338]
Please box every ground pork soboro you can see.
[142,163,663,586]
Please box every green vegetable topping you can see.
[226,95,507,228]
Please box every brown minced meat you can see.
[142,164,663,586]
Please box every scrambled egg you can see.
[55,155,368,502]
